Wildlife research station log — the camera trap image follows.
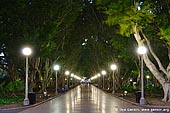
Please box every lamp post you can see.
[97,73,101,87]
[137,46,147,105]
[22,47,32,106]
[53,65,60,94]
[110,64,117,94]
[101,70,106,89]
[65,71,70,89]
[71,73,74,87]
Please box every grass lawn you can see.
[0,96,23,105]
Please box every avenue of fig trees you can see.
[0,0,170,102]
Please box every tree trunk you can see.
[133,26,170,101]
[41,58,52,93]
[167,47,170,81]
[8,63,19,82]
[29,58,37,92]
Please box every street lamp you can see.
[101,70,106,89]
[146,75,150,85]
[65,71,70,89]
[71,73,74,77]
[97,73,101,77]
[110,64,117,94]
[137,45,147,105]
[53,64,60,94]
[22,47,32,106]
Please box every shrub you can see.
[0,79,24,96]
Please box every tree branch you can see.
[141,30,169,76]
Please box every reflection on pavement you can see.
[17,84,164,113]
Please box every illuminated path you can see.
[1,84,169,113]
[19,84,154,113]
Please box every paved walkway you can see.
[1,84,170,113]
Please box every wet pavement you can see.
[1,84,170,113]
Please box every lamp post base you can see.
[23,98,29,106]
[112,90,115,94]
[140,97,145,105]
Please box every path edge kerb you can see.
[0,86,78,111]
[0,94,62,111]
[93,85,170,108]
[113,94,170,108]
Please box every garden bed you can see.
[0,96,23,105]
